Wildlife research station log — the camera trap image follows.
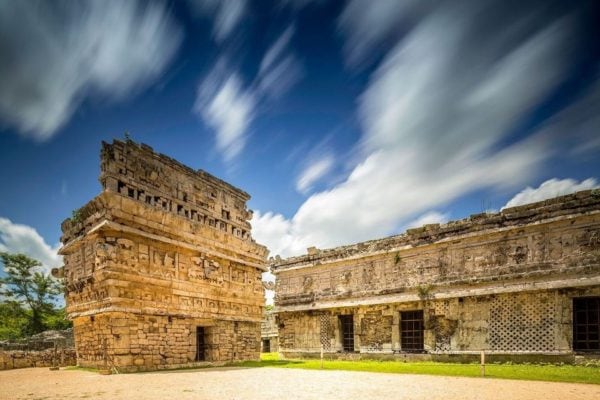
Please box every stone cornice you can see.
[60,219,268,271]
[274,275,600,312]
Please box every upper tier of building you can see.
[272,189,600,271]
[61,139,263,249]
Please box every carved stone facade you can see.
[261,310,279,353]
[272,190,600,360]
[58,140,268,371]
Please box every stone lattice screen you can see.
[489,292,556,352]
[320,313,331,351]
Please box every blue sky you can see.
[0,0,599,273]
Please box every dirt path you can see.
[1,367,599,400]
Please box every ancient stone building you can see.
[261,310,279,353]
[58,139,268,371]
[272,190,600,362]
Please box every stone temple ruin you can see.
[272,191,600,361]
[57,139,268,371]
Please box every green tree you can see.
[0,300,28,340]
[0,252,65,336]
[44,307,72,331]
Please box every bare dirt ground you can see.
[1,367,599,400]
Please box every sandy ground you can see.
[1,367,599,400]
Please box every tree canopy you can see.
[0,252,70,339]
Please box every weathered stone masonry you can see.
[58,139,268,371]
[272,191,600,360]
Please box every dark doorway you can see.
[262,339,271,353]
[339,315,354,352]
[196,326,206,361]
[573,297,600,351]
[400,310,424,352]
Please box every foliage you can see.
[71,207,84,224]
[416,284,433,298]
[0,301,28,340]
[265,304,274,312]
[232,354,600,385]
[44,307,72,331]
[0,252,70,338]
[394,252,401,265]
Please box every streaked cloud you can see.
[296,154,334,194]
[194,62,256,162]
[503,178,598,209]
[547,79,600,156]
[0,1,181,140]
[253,0,580,257]
[195,25,302,162]
[0,218,62,273]
[337,0,430,68]
[257,26,303,99]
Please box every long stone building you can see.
[57,139,268,371]
[272,191,600,361]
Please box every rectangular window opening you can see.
[262,339,271,353]
[117,180,126,194]
[339,315,354,352]
[573,297,600,352]
[400,310,424,352]
[196,326,206,361]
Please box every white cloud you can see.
[337,0,429,67]
[194,25,302,162]
[296,155,334,194]
[252,1,576,258]
[194,64,256,162]
[503,178,598,209]
[252,211,305,258]
[257,26,303,99]
[0,218,62,274]
[189,0,247,43]
[0,1,181,140]
[406,211,449,229]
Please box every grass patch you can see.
[233,353,600,385]
[63,366,100,373]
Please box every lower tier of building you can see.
[73,312,261,372]
[275,287,600,361]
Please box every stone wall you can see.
[58,139,267,371]
[272,190,600,357]
[276,286,600,355]
[0,349,76,370]
[73,313,259,371]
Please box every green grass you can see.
[234,353,600,385]
[63,365,100,373]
